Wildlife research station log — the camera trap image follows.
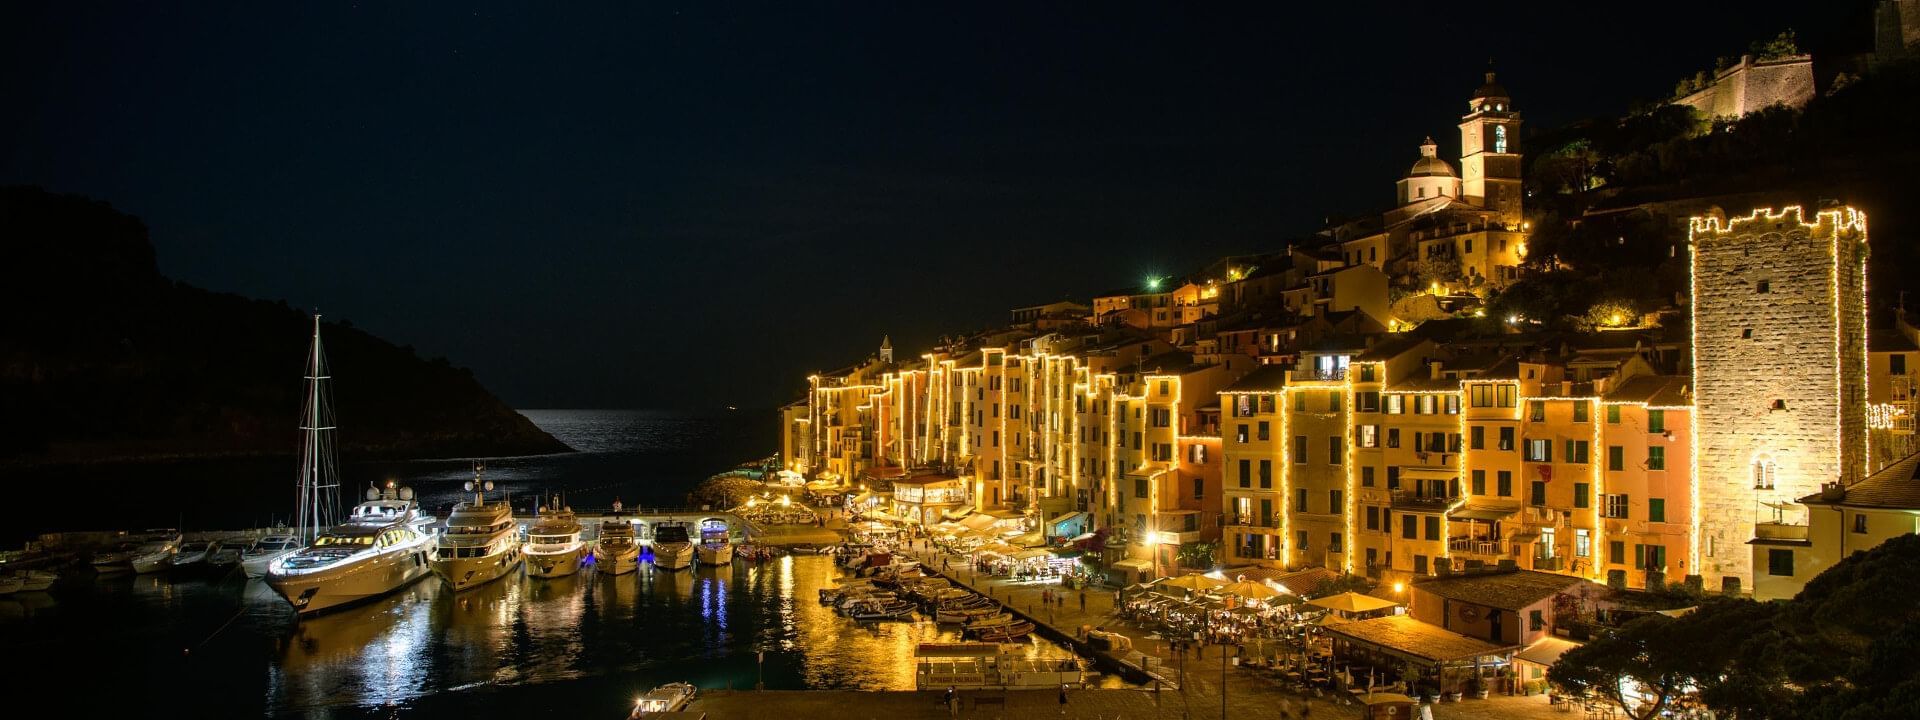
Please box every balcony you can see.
[1447,536,1505,558]
[1228,514,1282,529]
[1754,522,1809,542]
[1391,490,1457,514]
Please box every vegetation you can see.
[1175,541,1217,570]
[1551,533,1920,719]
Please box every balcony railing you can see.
[1229,514,1282,529]
[1391,490,1456,513]
[1448,537,1502,556]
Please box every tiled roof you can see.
[1355,336,1429,362]
[1225,365,1291,393]
[1800,452,1920,509]
[1410,569,1594,611]
[1324,615,1519,663]
[1604,375,1690,406]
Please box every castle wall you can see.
[1677,56,1814,120]
[1690,207,1867,589]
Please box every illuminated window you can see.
[1494,125,1508,153]
[1753,457,1776,489]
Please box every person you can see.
[1078,590,1086,611]
[945,686,958,718]
[1058,683,1069,715]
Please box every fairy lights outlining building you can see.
[780,72,1899,597]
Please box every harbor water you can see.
[0,410,1113,717]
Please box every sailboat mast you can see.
[296,314,342,544]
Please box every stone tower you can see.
[1690,206,1868,590]
[879,335,893,364]
[1458,72,1523,228]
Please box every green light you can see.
[1146,277,1161,290]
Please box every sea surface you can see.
[0,410,1103,717]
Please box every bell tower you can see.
[1459,71,1523,228]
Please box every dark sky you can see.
[2,2,1872,410]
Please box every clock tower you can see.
[1458,72,1523,228]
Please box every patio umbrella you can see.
[1159,573,1228,591]
[1305,591,1399,614]
[1218,580,1284,601]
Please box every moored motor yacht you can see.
[432,465,524,591]
[594,518,640,575]
[649,524,694,571]
[524,497,586,579]
[241,535,303,579]
[15,570,58,592]
[630,682,697,717]
[696,541,732,566]
[207,542,244,571]
[266,483,438,616]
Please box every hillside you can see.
[0,187,573,465]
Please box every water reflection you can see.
[273,578,441,711]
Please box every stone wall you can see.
[1677,55,1815,120]
[1690,207,1868,588]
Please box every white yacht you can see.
[697,541,733,566]
[594,519,640,575]
[266,483,437,616]
[241,535,303,579]
[432,464,523,591]
[524,497,587,579]
[130,530,181,574]
[650,524,694,571]
[173,540,214,571]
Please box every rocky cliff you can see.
[0,187,573,465]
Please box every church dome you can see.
[1472,71,1508,101]
[1406,137,1456,178]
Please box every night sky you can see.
[1,2,1869,411]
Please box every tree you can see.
[1176,541,1216,570]
[1551,615,1690,720]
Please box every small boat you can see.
[207,542,244,571]
[91,542,138,574]
[650,524,694,571]
[969,621,1036,642]
[957,613,1015,629]
[241,535,303,579]
[0,575,19,596]
[595,519,641,575]
[629,682,697,717]
[847,598,917,621]
[697,542,733,566]
[173,540,214,571]
[131,531,182,574]
[524,496,587,579]
[16,570,58,592]
[936,605,1002,624]
[433,464,526,590]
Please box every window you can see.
[1359,425,1379,448]
[1465,239,1474,253]
[1497,471,1512,497]
[1649,498,1666,523]
[1573,402,1589,423]
[1494,125,1508,153]
[1565,440,1589,464]
[1134,479,1149,498]
[1497,385,1516,407]
[1761,548,1794,576]
[1414,555,1428,575]
[1574,483,1590,509]
[1529,609,1543,632]
[1193,478,1205,500]
[1894,355,1908,375]
[1366,506,1380,531]
[1357,392,1380,412]
[1385,395,1404,414]
[1470,385,1491,407]
[1234,396,1252,417]
[1189,444,1208,464]
[1472,469,1486,495]
[1606,405,1620,424]
[1470,425,1485,450]
[1445,396,1461,414]
[1530,481,1547,507]
[1330,532,1343,554]
[1329,437,1342,464]
[1294,392,1306,411]
[1853,514,1867,534]
[1525,439,1552,462]
[1499,427,1515,451]
[1575,528,1592,558]
[1529,401,1545,422]
[1260,395,1275,413]
[1257,421,1270,441]
[1602,493,1629,519]
[1609,540,1625,565]
[1296,488,1309,513]
[1293,436,1308,464]
[1238,459,1250,488]
[1647,446,1666,471]
[1330,490,1343,512]
[1402,515,1417,539]
[1328,391,1342,412]
[1387,428,1401,448]
[1647,410,1666,434]
[1236,424,1249,443]
[1297,531,1309,551]
[1608,446,1624,472]
[1753,458,1776,489]
[1756,280,1770,294]
[1259,460,1272,489]
[1424,516,1440,541]
[1362,466,1376,487]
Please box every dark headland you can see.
[0,186,573,467]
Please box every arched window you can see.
[1752,456,1776,490]
[1494,125,1508,153]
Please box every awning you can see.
[1516,636,1582,667]
[942,507,974,521]
[1324,615,1520,664]
[959,514,998,531]
[1306,591,1400,614]
[1509,532,1541,544]
[1011,531,1045,548]
[1112,558,1155,572]
[1401,467,1458,482]
[1049,511,1089,529]
[1066,532,1097,543]
[1449,505,1520,522]
[850,491,875,506]
[1011,549,1050,561]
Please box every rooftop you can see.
[1800,451,1920,509]
[1410,569,1595,611]
[1224,365,1291,393]
[1325,615,1519,663]
[1604,375,1690,407]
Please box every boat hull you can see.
[242,550,296,579]
[595,545,640,575]
[432,547,525,591]
[697,544,732,566]
[132,554,173,574]
[268,545,435,616]
[651,544,694,570]
[526,545,587,579]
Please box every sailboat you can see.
[265,315,439,615]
